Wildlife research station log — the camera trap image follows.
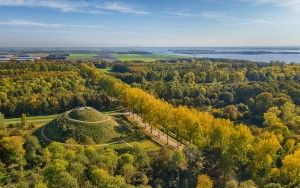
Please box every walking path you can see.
[40,107,184,150]
[64,110,111,124]
[125,112,184,150]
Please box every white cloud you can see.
[0,19,103,28]
[0,0,80,12]
[167,10,228,21]
[232,18,278,26]
[241,0,300,12]
[99,2,148,15]
[0,0,148,15]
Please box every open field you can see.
[112,53,185,62]
[67,53,97,60]
[4,114,57,125]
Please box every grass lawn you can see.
[112,53,185,62]
[4,114,57,125]
[67,53,97,60]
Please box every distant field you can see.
[68,53,97,60]
[5,114,57,125]
[112,53,185,62]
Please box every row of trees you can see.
[110,61,300,126]
[81,63,300,187]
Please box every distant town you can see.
[0,54,41,62]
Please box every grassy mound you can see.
[68,107,108,122]
[42,107,120,144]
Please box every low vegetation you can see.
[40,107,119,144]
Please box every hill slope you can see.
[42,107,119,144]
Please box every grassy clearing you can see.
[67,53,97,60]
[112,53,185,62]
[4,114,57,125]
[99,68,112,74]
[111,140,161,152]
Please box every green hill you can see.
[42,107,120,144]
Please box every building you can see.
[15,54,41,62]
[0,55,13,62]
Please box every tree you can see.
[44,159,68,185]
[47,142,65,160]
[0,136,25,166]
[183,72,196,85]
[0,112,7,138]
[169,151,187,186]
[91,168,126,188]
[21,113,27,128]
[250,132,281,179]
[196,175,213,188]
[263,107,288,134]
[132,146,150,172]
[239,180,257,188]
[24,136,42,167]
[256,92,273,113]
[224,105,239,120]
[0,112,4,127]
[281,149,300,185]
[118,153,135,167]
[120,164,136,183]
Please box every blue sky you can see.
[0,0,299,47]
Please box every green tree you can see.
[24,136,42,167]
[256,92,273,113]
[91,168,126,188]
[120,164,136,183]
[0,136,25,166]
[0,112,4,127]
[44,159,69,186]
[21,113,27,128]
[169,151,187,186]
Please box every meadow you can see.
[112,53,185,62]
[67,53,97,60]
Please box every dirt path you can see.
[125,112,184,150]
[40,108,184,150]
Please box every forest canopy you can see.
[0,59,300,188]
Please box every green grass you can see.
[68,107,109,122]
[42,108,119,144]
[67,53,97,60]
[4,114,57,125]
[99,68,112,74]
[111,140,161,152]
[112,53,185,62]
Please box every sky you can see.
[0,0,299,47]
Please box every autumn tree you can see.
[196,175,213,188]
[0,136,25,166]
[250,132,281,180]
[281,148,300,185]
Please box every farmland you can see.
[67,53,97,60]
[112,53,185,62]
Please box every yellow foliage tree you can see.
[196,174,213,188]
